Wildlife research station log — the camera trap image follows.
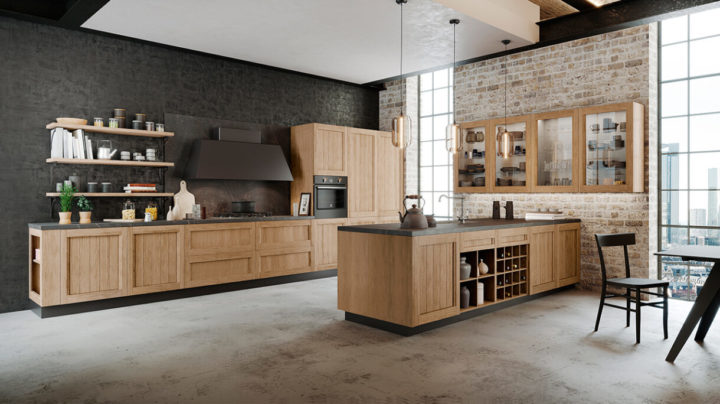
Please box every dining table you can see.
[655,246,720,362]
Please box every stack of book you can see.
[124,183,157,193]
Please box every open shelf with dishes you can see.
[46,122,174,138]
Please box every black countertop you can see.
[29,215,315,230]
[338,218,581,237]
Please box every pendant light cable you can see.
[400,0,404,112]
[503,40,509,129]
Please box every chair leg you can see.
[626,287,631,327]
[636,288,642,344]
[595,284,606,332]
[663,286,668,340]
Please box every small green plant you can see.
[59,184,76,212]
[77,195,93,212]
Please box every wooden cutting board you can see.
[172,180,195,220]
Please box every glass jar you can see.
[122,200,135,220]
[145,201,158,221]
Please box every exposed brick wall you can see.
[380,25,657,290]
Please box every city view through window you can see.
[660,8,720,300]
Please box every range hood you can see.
[184,129,293,181]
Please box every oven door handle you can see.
[315,185,347,190]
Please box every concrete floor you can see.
[0,278,718,404]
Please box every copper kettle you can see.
[399,195,429,229]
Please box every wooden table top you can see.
[655,245,720,262]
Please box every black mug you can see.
[492,201,501,219]
[505,201,514,220]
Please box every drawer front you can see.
[460,230,496,252]
[256,220,312,251]
[497,228,530,246]
[257,248,313,277]
[186,253,256,288]
[185,223,255,257]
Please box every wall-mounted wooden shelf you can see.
[46,122,174,138]
[45,192,173,198]
[46,158,174,168]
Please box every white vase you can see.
[477,282,484,305]
[479,258,489,275]
[460,257,472,280]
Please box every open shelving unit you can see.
[46,158,174,168]
[459,244,529,312]
[46,122,174,138]
[45,192,173,198]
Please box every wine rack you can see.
[458,244,529,312]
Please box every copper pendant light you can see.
[498,39,513,160]
[445,18,461,154]
[391,0,412,149]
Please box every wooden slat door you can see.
[129,226,184,295]
[556,223,581,287]
[314,124,347,176]
[376,131,403,218]
[60,228,128,304]
[413,234,459,324]
[347,128,377,218]
[529,225,557,294]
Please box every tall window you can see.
[659,8,720,300]
[419,68,453,219]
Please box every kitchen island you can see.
[337,218,581,334]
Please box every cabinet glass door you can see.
[456,124,490,191]
[536,113,575,190]
[584,110,627,186]
[495,121,527,189]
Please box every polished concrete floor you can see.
[1,278,718,404]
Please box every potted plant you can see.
[77,196,93,224]
[58,184,76,224]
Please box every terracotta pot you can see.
[58,211,72,225]
[79,211,92,224]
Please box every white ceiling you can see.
[83,0,537,84]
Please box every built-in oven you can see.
[313,175,347,218]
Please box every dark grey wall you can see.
[0,16,379,313]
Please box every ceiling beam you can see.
[538,0,720,42]
[433,0,540,43]
[560,0,596,11]
[58,0,108,28]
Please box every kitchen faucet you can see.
[438,194,468,223]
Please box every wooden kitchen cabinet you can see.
[556,222,581,287]
[256,220,313,277]
[347,127,377,218]
[313,218,346,271]
[413,234,460,325]
[314,124,347,176]
[184,223,257,287]
[59,228,128,304]
[460,229,496,252]
[129,226,184,294]
[376,131,404,218]
[529,225,557,294]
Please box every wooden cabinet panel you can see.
[529,225,557,294]
[460,230,496,252]
[314,125,347,176]
[497,227,529,246]
[257,248,313,277]
[185,223,255,256]
[376,131,403,218]
[313,218,346,271]
[413,234,459,324]
[256,220,312,251]
[556,223,581,287]
[347,128,377,218]
[186,254,255,288]
[60,228,128,304]
[129,226,183,294]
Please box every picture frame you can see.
[299,193,311,216]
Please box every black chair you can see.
[594,233,669,343]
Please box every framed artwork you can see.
[299,193,311,216]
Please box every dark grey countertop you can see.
[338,218,581,237]
[29,215,315,230]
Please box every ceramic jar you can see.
[478,258,489,275]
[460,286,470,309]
[460,257,472,280]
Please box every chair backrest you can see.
[594,233,634,280]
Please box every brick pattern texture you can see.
[380,25,656,290]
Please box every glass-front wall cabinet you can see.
[535,111,577,191]
[456,121,492,192]
[580,102,643,193]
[494,119,529,192]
